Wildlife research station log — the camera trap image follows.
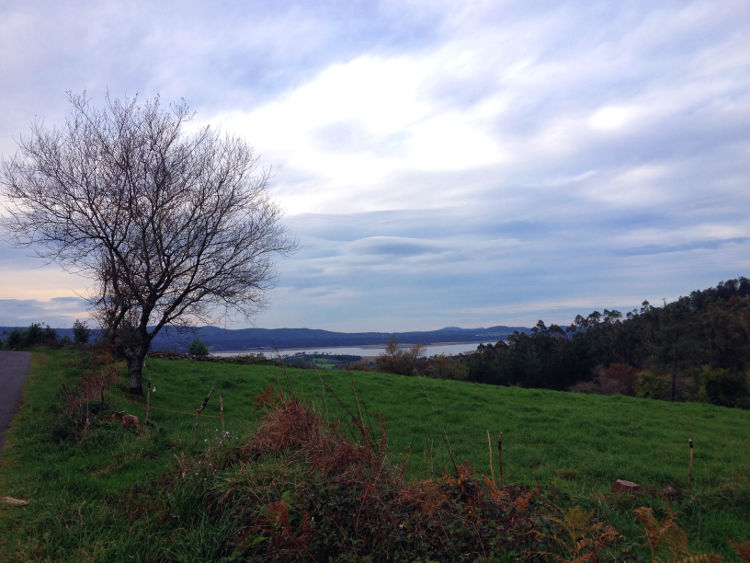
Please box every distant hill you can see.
[149,325,527,352]
[0,324,528,353]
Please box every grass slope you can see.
[1,349,748,560]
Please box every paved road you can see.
[0,351,32,455]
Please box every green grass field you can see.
[1,349,749,560]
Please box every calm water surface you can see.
[211,341,493,358]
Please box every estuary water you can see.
[211,341,493,359]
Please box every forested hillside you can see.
[462,278,750,408]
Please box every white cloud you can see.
[2,1,750,331]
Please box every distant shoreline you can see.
[211,341,492,358]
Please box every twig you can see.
[193,381,217,446]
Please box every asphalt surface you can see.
[0,351,32,455]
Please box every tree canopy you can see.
[463,278,750,408]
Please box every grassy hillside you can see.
[1,349,748,560]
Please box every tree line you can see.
[0,320,91,350]
[459,278,750,408]
[370,278,750,409]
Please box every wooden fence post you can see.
[487,429,495,484]
[498,432,504,488]
[219,393,226,443]
[688,438,694,489]
[145,370,152,426]
[193,381,217,446]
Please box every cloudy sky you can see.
[1,0,749,331]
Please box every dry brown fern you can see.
[730,539,750,562]
[633,506,722,562]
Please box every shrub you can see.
[570,364,638,396]
[73,319,91,345]
[5,323,59,349]
[136,395,627,561]
[423,354,470,380]
[54,348,120,440]
[7,328,24,349]
[188,337,209,356]
[599,363,638,396]
[694,366,749,407]
[636,371,671,400]
[375,337,424,376]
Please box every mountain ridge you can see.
[151,324,528,352]
[0,324,528,352]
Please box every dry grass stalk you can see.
[487,429,495,485]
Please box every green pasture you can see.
[125,354,748,495]
[1,349,748,560]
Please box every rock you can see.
[661,485,679,498]
[121,413,140,431]
[1,496,29,506]
[612,479,641,493]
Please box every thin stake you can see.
[193,381,217,446]
[498,432,504,488]
[688,438,694,489]
[145,370,152,426]
[219,393,225,443]
[487,429,496,485]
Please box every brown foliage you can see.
[600,363,639,396]
[59,348,120,438]
[222,397,627,561]
[375,338,424,376]
[252,383,281,412]
[730,539,750,562]
[633,506,721,562]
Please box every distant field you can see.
[1,350,748,559]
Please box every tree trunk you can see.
[126,347,148,395]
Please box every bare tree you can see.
[2,93,294,393]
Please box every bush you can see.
[5,323,59,349]
[423,354,470,380]
[73,319,91,345]
[375,337,424,376]
[599,363,638,396]
[132,395,628,561]
[636,371,671,400]
[694,366,749,407]
[7,328,24,349]
[188,337,209,356]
